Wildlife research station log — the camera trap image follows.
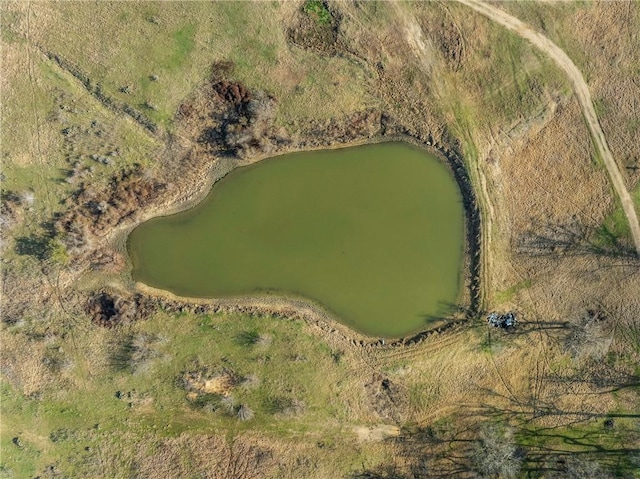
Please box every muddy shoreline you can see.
[135,281,471,349]
[61,73,483,345]
[106,126,482,346]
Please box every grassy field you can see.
[1,311,373,477]
[2,1,639,478]
[3,304,637,477]
[1,37,161,224]
[432,2,570,138]
[498,0,640,190]
[4,2,375,130]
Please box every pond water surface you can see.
[128,142,465,337]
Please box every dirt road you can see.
[457,0,640,256]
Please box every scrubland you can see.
[1,1,638,477]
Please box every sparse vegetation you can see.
[593,186,640,253]
[564,310,612,362]
[237,404,255,421]
[112,332,163,373]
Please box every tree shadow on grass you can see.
[466,383,640,477]
[14,220,59,262]
[363,361,640,479]
[15,235,52,261]
[517,221,638,260]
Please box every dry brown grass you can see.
[499,99,611,234]
[498,1,640,190]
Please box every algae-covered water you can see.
[128,142,465,337]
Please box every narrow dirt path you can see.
[456,0,640,256]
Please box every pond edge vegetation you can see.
[42,60,484,344]
[120,133,482,345]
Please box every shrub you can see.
[48,238,69,265]
[112,333,161,373]
[235,330,261,346]
[237,404,254,421]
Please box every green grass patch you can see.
[516,417,640,477]
[495,279,532,304]
[0,383,41,478]
[444,91,478,151]
[168,24,196,70]
[14,311,339,434]
[0,309,361,477]
[592,186,640,252]
[496,1,593,77]
[437,2,570,145]
[408,382,440,413]
[593,97,609,118]
[0,8,22,43]
[13,1,371,128]
[472,321,504,356]
[303,0,332,25]
[234,329,261,347]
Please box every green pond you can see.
[128,142,465,337]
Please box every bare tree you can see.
[564,310,612,361]
[471,424,522,479]
[553,457,611,479]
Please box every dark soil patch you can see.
[287,1,342,55]
[85,291,154,327]
[420,12,466,70]
[364,374,408,423]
